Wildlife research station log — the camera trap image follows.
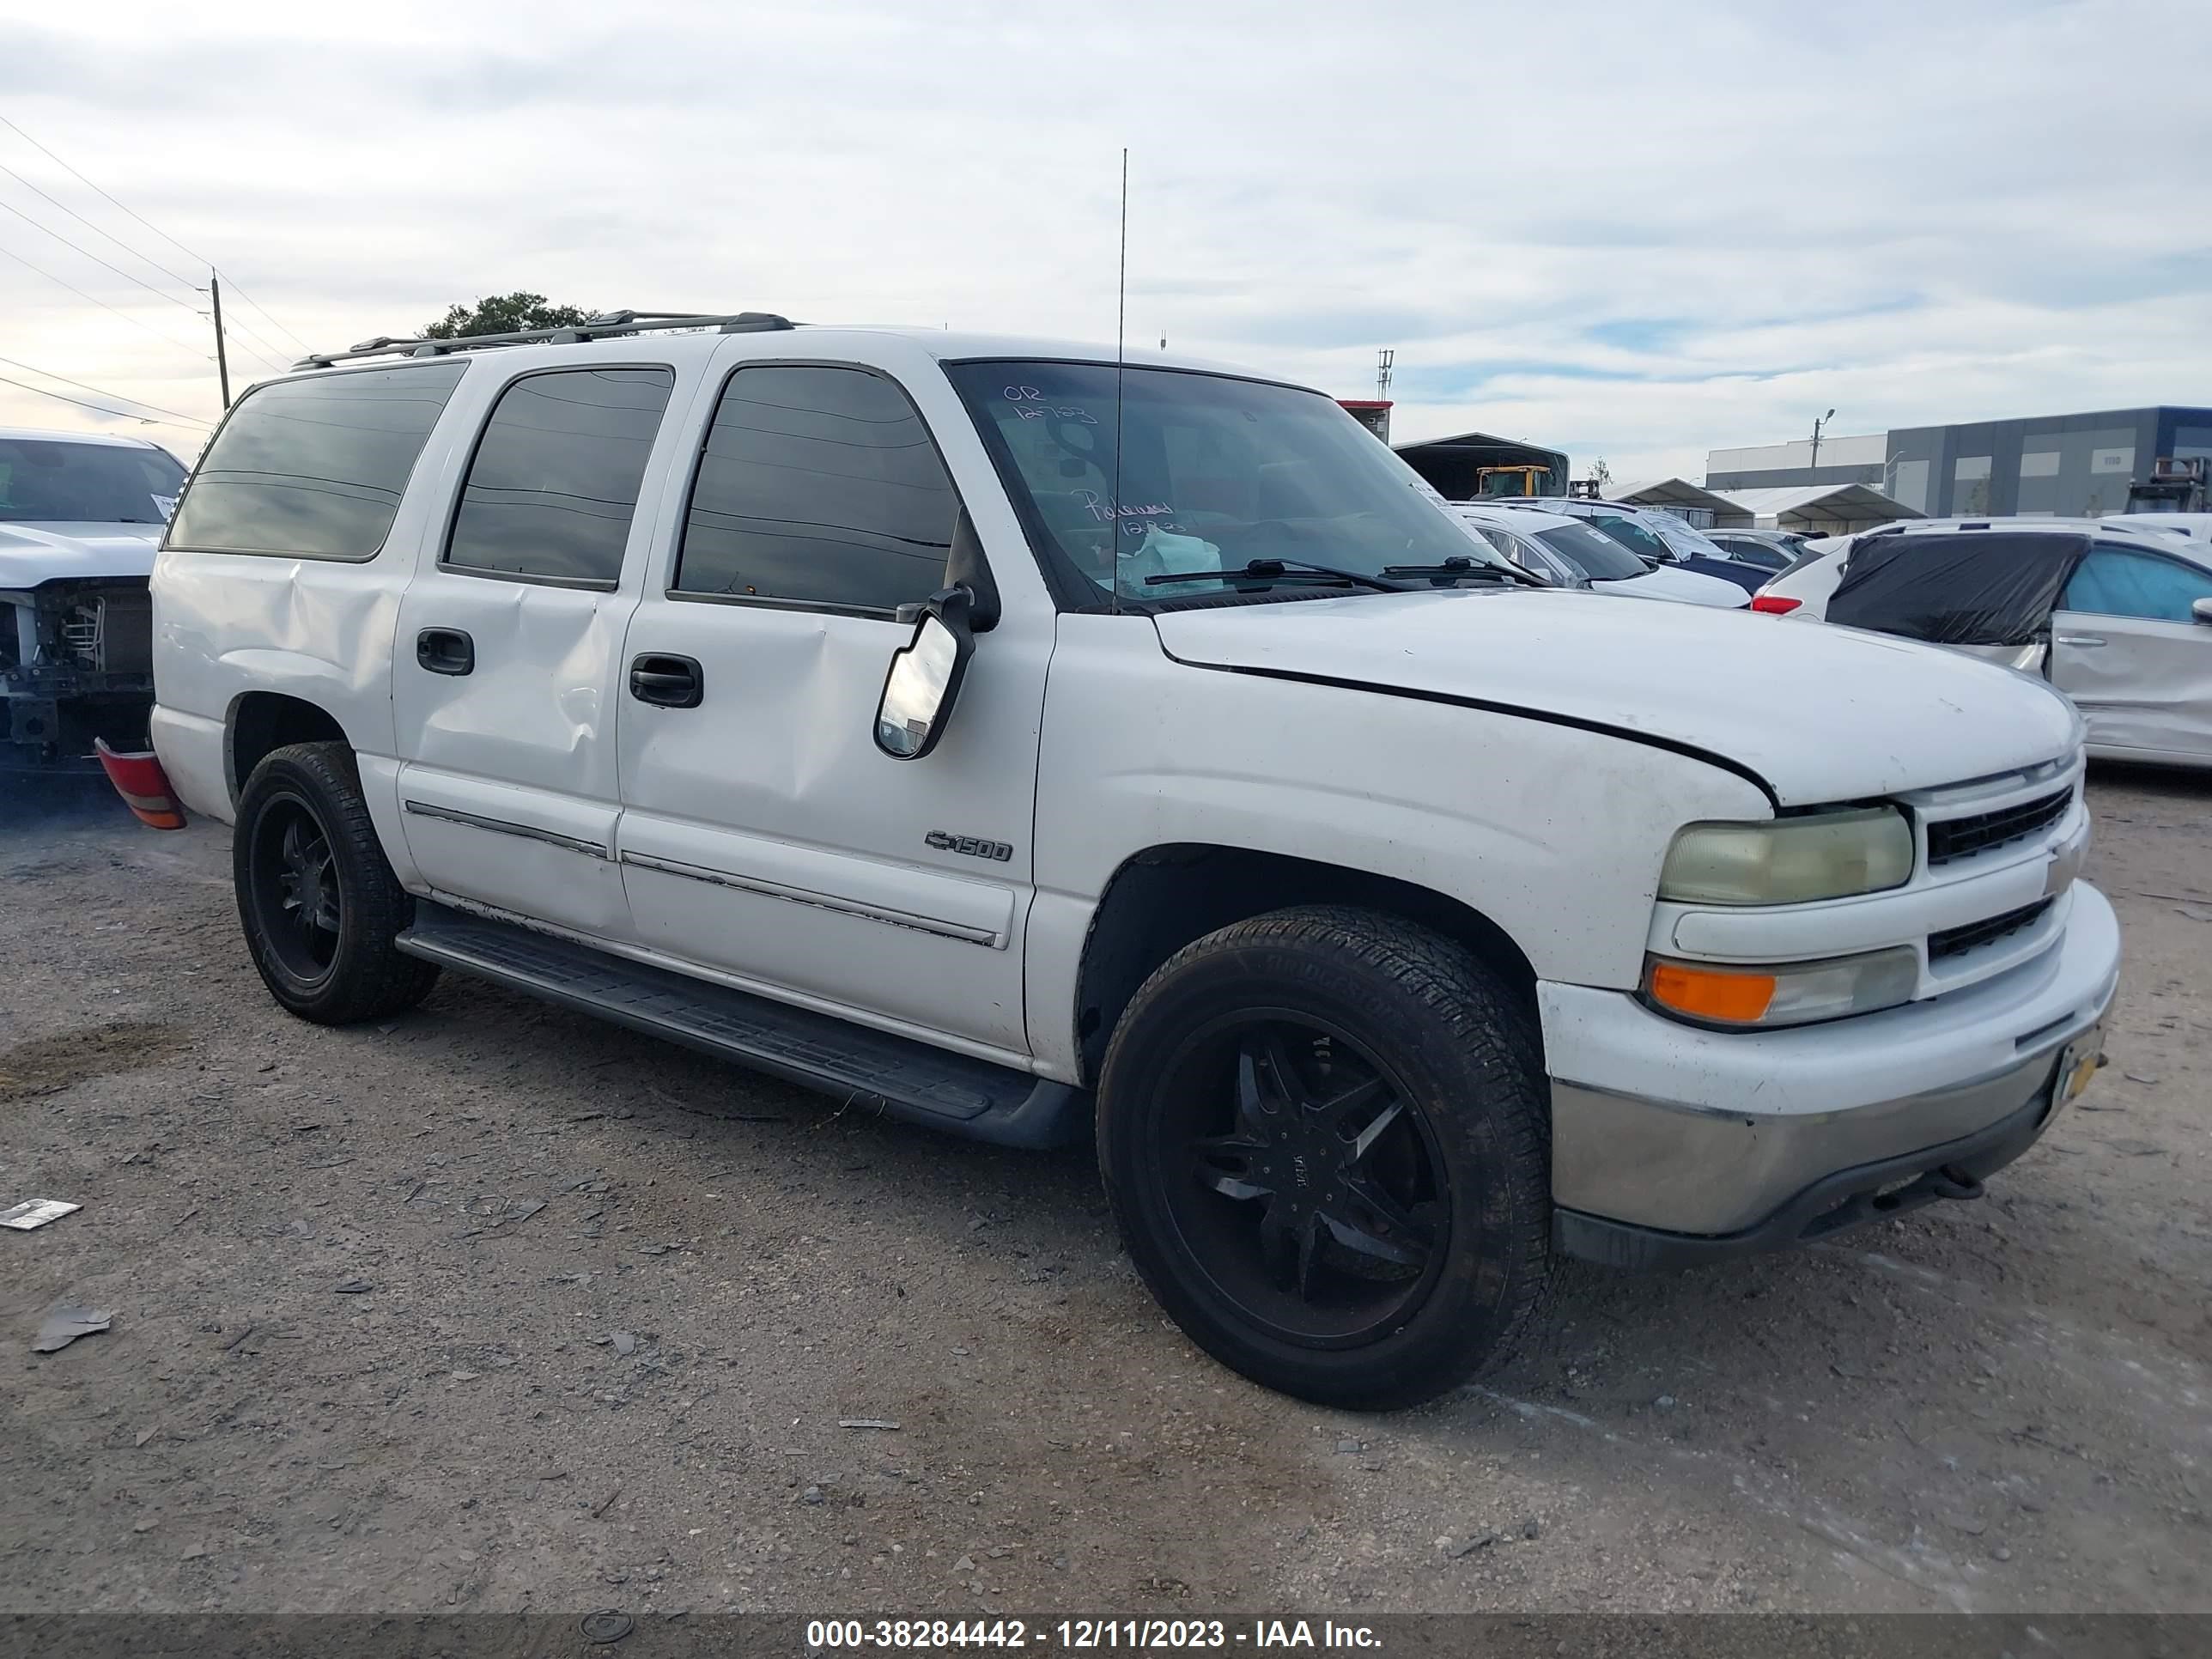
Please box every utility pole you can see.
[1809,407,1835,470]
[210,269,232,410]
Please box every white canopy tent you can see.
[1720,484,1922,535]
[1607,477,1752,529]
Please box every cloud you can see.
[3,0,2208,482]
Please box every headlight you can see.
[1659,806,1912,906]
[1645,945,1919,1029]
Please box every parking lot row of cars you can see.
[1430,489,2212,770]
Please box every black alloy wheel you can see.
[247,796,343,985]
[1166,1013,1449,1347]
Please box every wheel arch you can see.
[1072,842,1540,1086]
[225,690,349,806]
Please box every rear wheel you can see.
[234,741,438,1024]
[1097,906,1551,1409]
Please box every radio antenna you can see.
[1110,146,1128,615]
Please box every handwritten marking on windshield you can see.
[1003,386,1098,424]
[1074,489,1176,525]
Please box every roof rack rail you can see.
[291,310,796,369]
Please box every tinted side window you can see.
[676,365,957,612]
[445,368,676,585]
[167,363,466,559]
[2063,545,2212,623]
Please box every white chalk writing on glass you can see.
[1074,489,1174,525]
[1003,386,1098,424]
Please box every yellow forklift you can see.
[1474,464,1553,498]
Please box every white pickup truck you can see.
[120,312,2118,1407]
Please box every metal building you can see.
[1705,405,2212,520]
[1391,428,1571,500]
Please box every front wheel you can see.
[1097,906,1552,1409]
[234,741,439,1024]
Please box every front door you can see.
[392,361,687,938]
[614,356,1047,1057]
[2049,541,2212,760]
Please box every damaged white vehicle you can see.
[118,316,2118,1408]
[1,428,183,771]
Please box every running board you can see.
[395,903,1085,1150]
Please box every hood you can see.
[1595,563,1747,608]
[0,522,163,590]
[1152,589,2081,806]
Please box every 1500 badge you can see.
[927,831,1014,862]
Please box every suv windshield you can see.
[1642,512,1732,562]
[0,438,185,525]
[947,361,1518,603]
[1532,520,1649,582]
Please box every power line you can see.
[0,198,206,316]
[0,372,210,431]
[216,312,296,373]
[0,353,215,426]
[220,277,313,356]
[0,240,216,362]
[0,112,313,358]
[0,111,210,267]
[0,157,200,293]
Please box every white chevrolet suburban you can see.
[123,311,2118,1408]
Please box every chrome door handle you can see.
[2055,634,2106,647]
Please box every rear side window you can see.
[674,364,958,614]
[166,363,466,559]
[2063,544,2212,623]
[444,368,676,586]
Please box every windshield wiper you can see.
[1144,557,1405,593]
[1381,556,1547,589]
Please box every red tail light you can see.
[94,739,188,830]
[1749,595,1802,615]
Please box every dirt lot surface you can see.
[3,768,2207,1617]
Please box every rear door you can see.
[612,347,1047,1056]
[2050,541,2212,759]
[391,358,688,938]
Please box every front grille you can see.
[1929,898,2053,962]
[1926,787,2071,866]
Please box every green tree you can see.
[421,291,594,340]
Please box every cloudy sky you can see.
[3,0,2208,478]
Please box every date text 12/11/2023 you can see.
[804,1618,1383,1650]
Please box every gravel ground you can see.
[2,767,2207,1616]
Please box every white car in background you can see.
[1753,518,2212,768]
[1452,503,1749,607]
[2,426,185,770]
[2111,512,2212,544]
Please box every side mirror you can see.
[2194,597,2212,627]
[875,586,976,760]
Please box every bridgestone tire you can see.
[1097,905,1552,1409]
[233,741,439,1024]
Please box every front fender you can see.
[1022,615,1769,1074]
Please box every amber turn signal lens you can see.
[1647,961,1778,1024]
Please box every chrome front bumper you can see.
[1543,880,2119,1262]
